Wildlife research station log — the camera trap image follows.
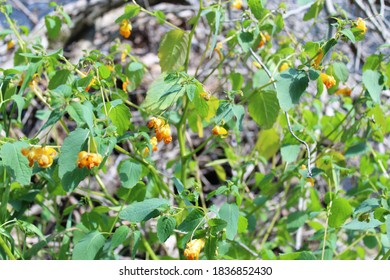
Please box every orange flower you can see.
[119,20,132,39]
[258,32,270,48]
[122,77,130,91]
[279,62,289,72]
[148,117,165,130]
[184,239,205,260]
[355,18,367,34]
[312,48,324,69]
[335,87,352,96]
[231,0,242,10]
[320,73,336,89]
[212,125,228,136]
[77,151,103,169]
[7,40,15,50]
[21,146,57,168]
[85,78,96,92]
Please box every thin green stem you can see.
[0,234,16,260]
[131,0,181,31]
[184,0,203,72]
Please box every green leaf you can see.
[11,94,25,123]
[58,128,90,192]
[333,62,349,82]
[110,225,130,250]
[287,211,308,231]
[340,29,356,43]
[178,209,205,232]
[255,128,280,160]
[238,31,255,52]
[72,231,105,260]
[66,102,94,131]
[108,103,131,135]
[48,70,72,90]
[115,4,140,23]
[303,0,324,21]
[158,29,189,72]
[276,68,309,111]
[98,65,111,80]
[118,160,142,189]
[38,109,64,133]
[155,10,166,24]
[328,198,353,228]
[119,198,169,223]
[131,230,141,259]
[248,0,266,20]
[142,74,185,113]
[281,144,300,163]
[363,70,382,103]
[208,218,228,234]
[157,216,176,243]
[1,142,32,185]
[124,62,144,91]
[219,203,239,240]
[248,90,280,129]
[343,214,382,230]
[230,72,244,91]
[45,15,62,39]
[238,215,248,234]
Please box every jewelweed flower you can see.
[279,62,289,72]
[258,32,270,48]
[312,48,324,69]
[183,239,205,260]
[355,18,367,34]
[320,73,336,89]
[231,0,242,10]
[335,87,352,96]
[7,40,15,50]
[214,42,223,60]
[212,125,228,136]
[77,151,103,169]
[119,20,132,38]
[21,146,57,168]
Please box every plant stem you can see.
[141,233,159,260]
[259,183,290,249]
[177,99,190,185]
[184,0,203,72]
[0,234,16,260]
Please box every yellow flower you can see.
[21,146,57,168]
[77,151,103,169]
[355,18,367,34]
[306,177,315,187]
[231,0,242,10]
[150,136,158,152]
[320,73,336,89]
[335,87,352,96]
[184,239,205,260]
[119,20,132,38]
[214,42,223,60]
[200,92,211,101]
[279,62,289,72]
[212,125,228,136]
[7,40,15,50]
[258,32,270,48]
[122,77,130,91]
[85,77,96,92]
